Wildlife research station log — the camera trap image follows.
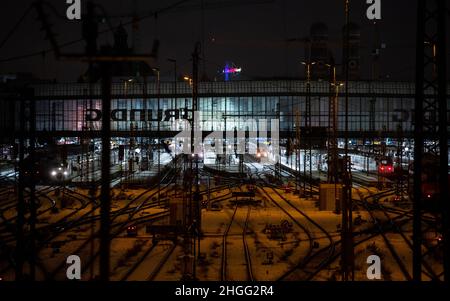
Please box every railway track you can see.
[1,151,444,282]
[220,204,238,281]
[146,244,177,281]
[0,186,60,242]
[48,185,174,279]
[257,184,335,281]
[354,187,440,280]
[356,188,413,280]
[220,188,255,281]
[242,205,254,281]
[0,186,100,242]
[246,160,337,281]
[119,242,160,281]
[269,187,335,281]
[121,173,241,281]
[256,163,421,281]
[0,168,176,279]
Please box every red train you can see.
[378,157,394,175]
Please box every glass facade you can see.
[11,80,447,136]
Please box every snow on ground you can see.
[0,164,434,281]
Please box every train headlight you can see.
[51,170,57,177]
[63,171,68,176]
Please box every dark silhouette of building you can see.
[343,22,361,80]
[79,23,153,83]
[307,22,332,80]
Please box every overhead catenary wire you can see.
[0,0,194,63]
[0,0,278,64]
[0,4,33,51]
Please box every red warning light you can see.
[379,165,394,174]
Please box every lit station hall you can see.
[0,0,449,284]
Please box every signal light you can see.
[379,165,393,174]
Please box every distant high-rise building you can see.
[342,22,361,80]
[113,23,130,52]
[307,22,332,80]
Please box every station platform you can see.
[203,164,246,178]
[117,153,174,187]
[279,160,380,186]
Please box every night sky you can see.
[0,0,441,82]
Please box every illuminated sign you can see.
[85,109,191,122]
[222,67,242,74]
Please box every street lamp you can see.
[301,61,316,76]
[183,76,193,86]
[123,78,134,95]
[331,82,345,92]
[324,63,337,81]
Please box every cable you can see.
[93,4,115,34]
[0,0,194,63]
[42,1,72,21]
[0,5,33,50]
[106,0,274,18]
